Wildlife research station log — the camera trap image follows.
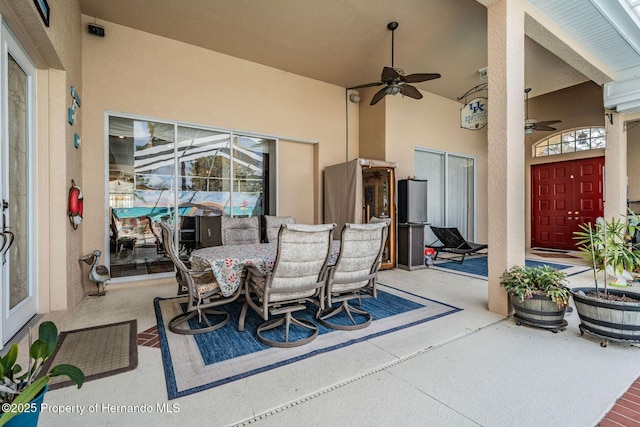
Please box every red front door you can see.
[531,157,604,250]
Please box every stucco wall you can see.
[358,86,387,162]
[384,91,489,243]
[278,140,315,223]
[80,16,353,273]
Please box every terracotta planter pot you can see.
[571,287,640,345]
[509,293,567,333]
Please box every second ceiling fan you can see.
[350,22,441,106]
[524,88,561,134]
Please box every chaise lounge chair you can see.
[429,226,488,264]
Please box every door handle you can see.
[2,230,13,264]
[1,200,10,264]
[2,199,7,232]
[0,232,6,256]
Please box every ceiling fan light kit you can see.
[349,21,441,106]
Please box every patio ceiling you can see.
[529,0,640,79]
[78,0,639,102]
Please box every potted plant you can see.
[0,321,85,426]
[573,211,640,346]
[500,264,571,333]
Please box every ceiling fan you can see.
[349,21,441,106]
[524,88,561,134]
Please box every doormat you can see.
[531,252,581,259]
[154,284,461,400]
[432,257,590,280]
[531,247,569,253]
[40,320,138,390]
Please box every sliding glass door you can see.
[107,115,275,281]
[415,148,476,245]
[447,154,475,239]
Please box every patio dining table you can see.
[190,241,341,297]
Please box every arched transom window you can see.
[532,127,606,158]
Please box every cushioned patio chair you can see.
[319,222,388,330]
[221,216,260,245]
[110,210,137,257]
[264,215,296,243]
[429,226,488,264]
[159,222,242,334]
[238,223,335,347]
[144,215,165,256]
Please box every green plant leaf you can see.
[500,264,570,307]
[0,344,19,382]
[38,321,58,357]
[0,321,84,424]
[28,339,48,362]
[0,344,17,372]
[50,364,84,388]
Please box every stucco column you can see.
[48,69,69,312]
[487,0,526,316]
[604,111,627,221]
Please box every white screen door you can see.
[1,23,37,345]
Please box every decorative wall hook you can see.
[70,86,81,107]
[605,112,614,125]
[68,86,81,125]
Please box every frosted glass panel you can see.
[7,54,28,309]
[447,155,475,240]
[415,151,444,245]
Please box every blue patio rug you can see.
[432,256,590,279]
[154,284,461,399]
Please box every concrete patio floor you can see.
[22,252,640,426]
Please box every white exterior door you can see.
[0,23,37,346]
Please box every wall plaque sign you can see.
[460,97,487,130]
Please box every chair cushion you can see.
[221,216,260,245]
[266,223,334,302]
[192,271,220,296]
[331,222,386,293]
[248,274,313,304]
[264,215,296,243]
